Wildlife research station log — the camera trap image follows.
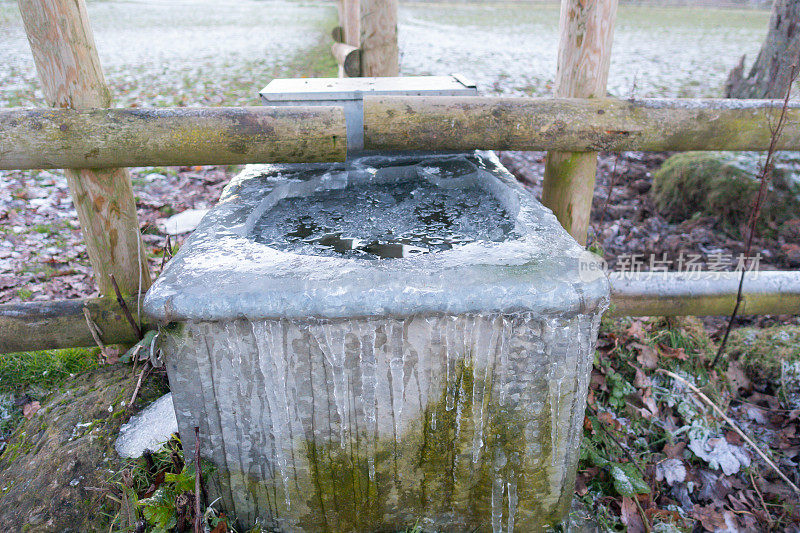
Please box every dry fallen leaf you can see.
[626,320,648,342]
[657,343,688,361]
[663,441,686,460]
[690,503,727,532]
[633,366,652,389]
[726,361,752,394]
[102,346,122,364]
[23,400,40,419]
[633,343,658,370]
[620,496,647,533]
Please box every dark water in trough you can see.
[252,179,514,259]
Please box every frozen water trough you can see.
[143,77,609,532]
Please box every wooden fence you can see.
[4,98,800,170]
[2,0,798,354]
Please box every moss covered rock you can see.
[0,365,167,532]
[651,152,800,235]
[727,325,800,384]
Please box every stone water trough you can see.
[143,78,609,532]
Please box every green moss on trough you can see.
[214,356,567,532]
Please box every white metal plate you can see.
[260,75,476,101]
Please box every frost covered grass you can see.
[0,1,772,106]
[399,3,769,97]
[580,317,800,531]
[0,0,337,108]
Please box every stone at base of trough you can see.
[115,392,178,458]
[0,365,168,532]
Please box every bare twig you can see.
[136,225,144,329]
[194,426,202,533]
[110,274,143,340]
[713,61,798,367]
[633,495,652,533]
[657,368,800,494]
[83,306,106,352]
[750,469,774,528]
[160,234,173,272]
[128,362,151,408]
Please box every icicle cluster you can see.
[163,311,599,531]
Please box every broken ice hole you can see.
[249,163,515,259]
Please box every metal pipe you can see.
[608,271,800,316]
[1,271,797,354]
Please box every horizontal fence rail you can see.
[0,297,144,354]
[609,271,800,317]
[1,272,798,354]
[363,96,800,152]
[3,98,800,171]
[0,106,347,169]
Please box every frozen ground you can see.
[0,0,332,107]
[399,3,769,97]
[0,1,771,107]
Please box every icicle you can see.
[315,322,349,450]
[472,318,498,463]
[358,322,378,483]
[491,446,507,533]
[498,316,510,406]
[388,321,405,450]
[507,477,518,533]
[444,316,456,411]
[250,321,294,510]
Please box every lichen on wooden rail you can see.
[363,96,800,152]
[0,297,145,354]
[0,106,347,170]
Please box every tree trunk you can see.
[726,0,800,99]
[18,0,151,296]
[541,0,618,246]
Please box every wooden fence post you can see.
[18,0,151,296]
[337,0,398,77]
[359,0,399,76]
[541,0,618,245]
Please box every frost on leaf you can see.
[610,463,650,497]
[688,436,750,476]
[655,458,686,486]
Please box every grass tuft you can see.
[0,347,100,393]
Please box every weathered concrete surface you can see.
[163,312,601,531]
[0,365,167,531]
